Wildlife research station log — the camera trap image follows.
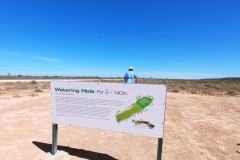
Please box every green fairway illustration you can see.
[116,96,153,123]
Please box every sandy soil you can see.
[0,87,239,160]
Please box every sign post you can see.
[156,79,167,160]
[52,123,58,155]
[51,81,167,158]
[157,138,163,160]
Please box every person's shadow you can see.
[32,141,118,160]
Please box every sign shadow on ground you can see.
[32,141,118,160]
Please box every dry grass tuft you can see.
[28,92,39,97]
[12,93,21,98]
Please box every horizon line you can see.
[0,74,239,80]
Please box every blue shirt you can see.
[124,71,136,84]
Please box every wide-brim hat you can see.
[129,66,134,70]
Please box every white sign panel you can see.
[51,81,167,138]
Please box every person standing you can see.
[124,66,138,84]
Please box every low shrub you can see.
[172,88,179,93]
[34,89,42,92]
[191,90,198,94]
[227,89,238,96]
[30,80,37,85]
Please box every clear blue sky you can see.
[0,0,239,79]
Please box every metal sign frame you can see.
[51,80,168,160]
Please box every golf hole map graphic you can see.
[51,81,167,138]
